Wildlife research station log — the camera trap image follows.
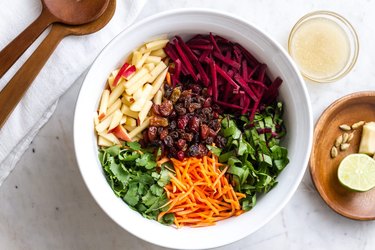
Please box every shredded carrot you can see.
[158,154,244,227]
[166,72,172,85]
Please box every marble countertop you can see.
[1,0,375,249]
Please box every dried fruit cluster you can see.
[141,83,226,159]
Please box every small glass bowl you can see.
[288,11,359,83]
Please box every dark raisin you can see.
[177,115,189,129]
[159,129,169,140]
[175,103,186,115]
[176,151,185,161]
[191,84,201,93]
[212,103,221,112]
[169,131,179,139]
[200,124,209,140]
[209,119,221,131]
[188,143,208,157]
[150,116,169,127]
[169,147,178,157]
[183,99,191,110]
[208,128,217,137]
[169,110,177,118]
[180,89,192,98]
[169,120,176,130]
[213,112,219,119]
[152,104,161,115]
[147,126,157,142]
[176,139,186,150]
[142,130,149,144]
[187,103,201,113]
[215,135,227,148]
[157,127,164,134]
[201,107,213,120]
[164,84,173,98]
[205,137,214,145]
[159,100,173,117]
[192,132,200,143]
[163,136,174,148]
[181,132,193,142]
[189,116,200,132]
[203,97,212,108]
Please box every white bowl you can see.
[74,9,313,250]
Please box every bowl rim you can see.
[73,8,313,249]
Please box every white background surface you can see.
[1,0,375,249]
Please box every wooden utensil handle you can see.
[0,26,65,129]
[0,8,54,78]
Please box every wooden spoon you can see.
[0,0,109,78]
[0,0,116,129]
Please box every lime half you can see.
[338,154,375,192]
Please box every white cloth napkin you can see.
[0,0,148,186]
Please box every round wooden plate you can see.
[310,91,375,220]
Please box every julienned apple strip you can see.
[108,110,123,132]
[138,100,153,125]
[96,113,113,133]
[108,84,125,107]
[98,89,109,120]
[149,67,168,97]
[124,68,148,89]
[106,99,122,117]
[128,117,151,139]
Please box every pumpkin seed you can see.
[331,146,338,158]
[342,133,349,143]
[352,121,365,129]
[340,143,350,151]
[339,124,352,131]
[347,132,354,142]
[335,135,343,148]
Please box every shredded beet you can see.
[164,33,283,121]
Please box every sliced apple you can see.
[144,63,155,72]
[99,132,121,145]
[125,73,151,95]
[108,83,125,107]
[150,48,167,59]
[132,87,143,101]
[108,110,122,132]
[131,51,142,67]
[120,116,127,125]
[112,125,132,142]
[128,117,151,139]
[153,90,163,105]
[96,114,113,133]
[145,39,169,51]
[126,117,137,127]
[150,67,168,97]
[145,56,161,64]
[124,67,148,89]
[135,52,150,69]
[138,100,153,125]
[149,61,167,83]
[130,97,147,112]
[98,136,113,147]
[121,104,139,119]
[98,89,110,120]
[94,112,99,126]
[106,98,122,117]
[121,95,135,106]
[124,124,136,132]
